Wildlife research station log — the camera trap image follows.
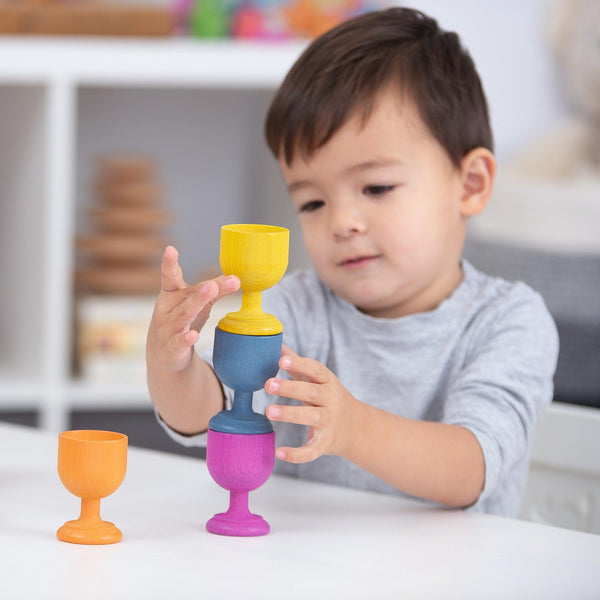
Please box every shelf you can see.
[0,84,47,383]
[524,401,600,533]
[0,377,44,407]
[0,38,308,87]
[531,402,600,477]
[0,38,305,432]
[67,381,151,409]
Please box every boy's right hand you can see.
[147,246,240,373]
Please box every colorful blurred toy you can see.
[231,2,270,39]
[181,0,381,39]
[190,0,229,37]
[283,0,341,38]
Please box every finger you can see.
[275,439,323,464]
[185,274,240,307]
[281,344,297,357]
[161,246,187,292]
[167,329,199,358]
[211,273,241,299]
[170,274,238,325]
[278,352,330,385]
[178,272,237,306]
[188,274,240,331]
[267,404,323,427]
[265,378,323,406]
[169,281,219,330]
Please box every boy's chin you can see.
[332,286,395,317]
[316,270,398,314]
[335,284,417,319]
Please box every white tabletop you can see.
[1,423,599,599]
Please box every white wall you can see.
[402,0,565,162]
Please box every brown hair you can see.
[265,7,493,168]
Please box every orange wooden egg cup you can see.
[57,430,128,545]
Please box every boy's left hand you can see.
[265,345,362,463]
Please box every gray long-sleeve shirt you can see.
[159,260,559,517]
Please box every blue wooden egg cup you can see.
[209,327,281,435]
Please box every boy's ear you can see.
[459,147,496,217]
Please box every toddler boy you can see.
[147,8,558,517]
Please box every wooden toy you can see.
[0,1,174,36]
[76,155,169,296]
[75,155,170,382]
[206,224,289,537]
[57,430,128,545]
[217,223,288,336]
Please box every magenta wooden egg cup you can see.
[206,429,275,536]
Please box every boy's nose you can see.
[330,206,367,239]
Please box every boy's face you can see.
[279,89,469,319]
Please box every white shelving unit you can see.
[0,37,307,432]
[0,37,598,534]
[523,403,600,534]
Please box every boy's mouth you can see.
[339,255,380,269]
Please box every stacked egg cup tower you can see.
[205,224,289,537]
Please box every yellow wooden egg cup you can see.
[218,224,289,336]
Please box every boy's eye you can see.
[363,185,395,197]
[299,200,324,213]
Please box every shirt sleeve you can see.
[442,286,559,506]
[154,407,208,447]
